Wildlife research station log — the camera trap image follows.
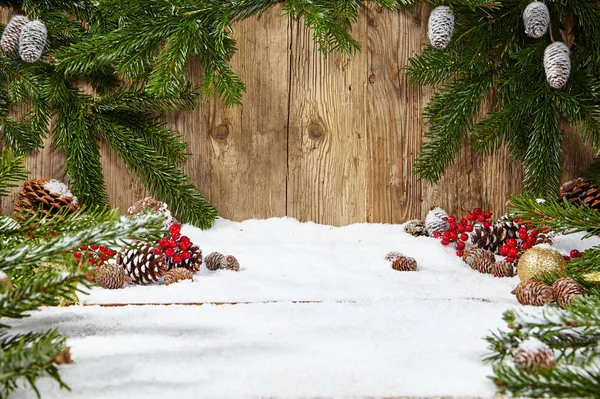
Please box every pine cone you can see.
[404,219,428,237]
[205,252,224,271]
[222,255,240,272]
[552,277,584,308]
[94,264,130,289]
[512,280,553,306]
[428,6,454,50]
[534,233,553,246]
[544,41,570,89]
[392,256,417,272]
[164,268,193,285]
[127,196,176,228]
[14,179,79,217]
[513,339,555,370]
[1,15,29,53]
[471,224,507,253]
[425,207,449,236]
[560,177,600,211]
[385,251,403,262]
[19,20,47,63]
[523,2,550,38]
[492,261,514,278]
[463,248,494,274]
[117,241,168,284]
[176,245,203,273]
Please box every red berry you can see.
[477,214,486,223]
[153,247,162,255]
[171,231,181,240]
[158,238,169,248]
[483,211,492,219]
[449,232,458,241]
[448,215,456,224]
[167,239,177,248]
[530,229,539,237]
[456,241,465,250]
[182,251,191,260]
[79,245,88,251]
[499,245,510,256]
[460,233,468,242]
[173,254,183,264]
[509,247,519,257]
[466,225,474,232]
[467,213,476,221]
[169,224,181,234]
[99,255,109,262]
[513,218,524,223]
[505,256,515,263]
[456,250,464,257]
[473,208,482,215]
[91,244,99,251]
[460,218,468,226]
[519,233,529,241]
[563,255,571,261]
[449,223,458,231]
[106,249,115,257]
[570,249,582,258]
[518,227,528,234]
[521,242,532,250]
[441,239,450,246]
[506,239,518,248]
[180,236,190,243]
[483,221,491,228]
[457,225,466,233]
[433,232,442,239]
[164,248,175,258]
[73,252,82,259]
[88,258,97,265]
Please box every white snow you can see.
[516,337,550,352]
[8,218,600,398]
[43,179,78,205]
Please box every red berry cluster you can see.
[433,208,493,258]
[496,222,542,263]
[155,224,193,265]
[564,249,582,262]
[73,244,116,266]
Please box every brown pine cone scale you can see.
[552,277,584,308]
[205,252,224,271]
[512,280,553,306]
[392,256,417,271]
[560,177,600,210]
[492,261,514,278]
[14,179,79,217]
[94,264,131,289]
[164,268,193,285]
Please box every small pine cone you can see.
[513,338,556,370]
[464,248,495,274]
[19,20,47,63]
[164,268,193,285]
[404,219,428,237]
[127,196,176,228]
[512,280,553,306]
[471,224,507,253]
[559,177,600,210]
[544,42,570,89]
[385,251,403,262]
[392,256,417,272]
[428,6,454,50]
[492,261,515,278]
[176,245,202,273]
[94,264,130,290]
[117,241,168,284]
[205,252,225,271]
[552,277,584,308]
[425,207,449,236]
[222,255,240,272]
[523,2,550,38]
[52,347,73,365]
[1,15,29,53]
[534,233,553,246]
[14,179,79,217]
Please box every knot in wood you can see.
[307,122,326,140]
[368,74,376,84]
[210,124,230,140]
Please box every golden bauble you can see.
[583,272,600,285]
[517,246,567,282]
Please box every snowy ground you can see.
[10,218,600,398]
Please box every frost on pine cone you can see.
[544,41,571,89]
[404,219,428,237]
[19,20,47,63]
[94,264,131,290]
[1,15,28,54]
[560,177,600,210]
[552,277,584,308]
[523,2,550,38]
[116,241,168,284]
[513,338,556,370]
[205,252,224,271]
[392,256,417,272]
[492,261,514,278]
[385,251,403,262]
[164,268,193,285]
[127,196,175,228]
[425,207,449,236]
[463,248,494,274]
[14,179,79,217]
[512,280,553,306]
[428,6,454,50]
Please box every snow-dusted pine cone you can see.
[117,241,168,284]
[492,261,514,278]
[404,219,428,237]
[222,255,240,271]
[1,15,29,53]
[14,179,79,217]
[513,338,556,370]
[544,42,570,89]
[127,196,176,228]
[164,268,193,285]
[552,277,584,308]
[471,224,508,253]
[463,248,494,274]
[428,6,454,50]
[19,20,47,63]
[385,251,403,262]
[512,280,553,306]
[94,264,131,289]
[523,2,550,38]
[392,256,417,272]
[205,252,225,271]
[425,207,449,236]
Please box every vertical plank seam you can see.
[285,18,294,217]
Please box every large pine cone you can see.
[94,264,131,289]
[492,261,514,278]
[513,339,556,370]
[425,207,449,236]
[560,177,600,210]
[172,245,202,273]
[404,220,428,237]
[392,256,417,272]
[116,241,168,284]
[164,268,193,285]
[463,248,494,274]
[14,179,79,217]
[552,277,584,308]
[512,280,553,306]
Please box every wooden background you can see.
[0,5,595,225]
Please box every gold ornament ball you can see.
[583,272,600,285]
[517,246,567,282]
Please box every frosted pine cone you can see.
[492,261,515,278]
[512,280,553,306]
[94,264,131,289]
[523,2,550,38]
[19,20,47,63]
[425,207,449,236]
[392,256,417,272]
[117,241,168,284]
[127,196,175,228]
[385,251,403,262]
[404,219,428,237]
[14,179,79,217]
[544,42,570,89]
[164,268,193,285]
[1,15,29,54]
[222,255,240,272]
[463,248,494,274]
[552,277,584,308]
[513,338,556,370]
[428,6,454,50]
[205,252,225,271]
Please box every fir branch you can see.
[0,148,29,198]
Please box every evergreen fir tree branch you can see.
[0,148,28,197]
